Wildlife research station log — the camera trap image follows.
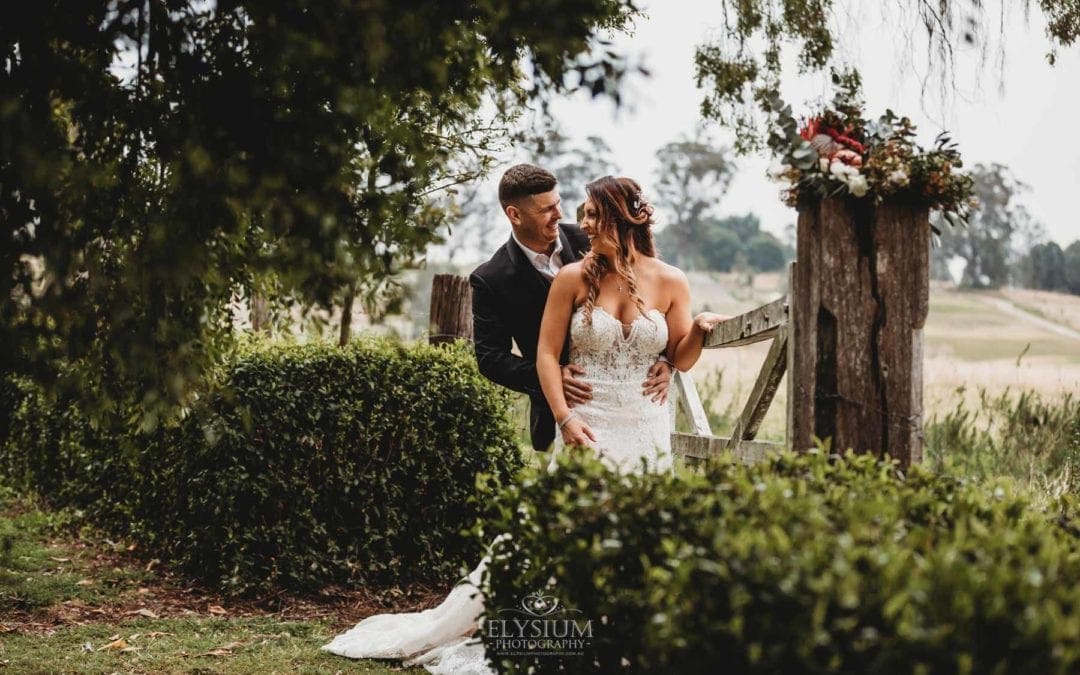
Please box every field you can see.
[686,272,1080,441]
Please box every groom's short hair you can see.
[499,164,557,209]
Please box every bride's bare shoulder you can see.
[551,261,587,293]
[650,258,689,287]
[554,260,585,282]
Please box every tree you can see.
[933,163,1031,288]
[523,121,617,210]
[1020,242,1068,291]
[700,227,742,272]
[652,134,735,267]
[693,1,1080,152]
[1066,241,1080,294]
[438,155,508,266]
[746,232,787,272]
[1,1,642,425]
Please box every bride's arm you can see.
[537,266,596,446]
[665,269,725,372]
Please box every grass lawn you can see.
[0,489,430,674]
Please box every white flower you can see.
[819,157,830,172]
[846,174,870,197]
[888,169,909,186]
[766,161,790,182]
[829,160,858,179]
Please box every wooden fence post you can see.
[789,197,929,467]
[429,274,473,345]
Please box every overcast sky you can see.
[514,0,1080,247]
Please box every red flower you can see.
[823,127,866,154]
[799,117,822,142]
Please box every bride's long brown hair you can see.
[580,176,657,325]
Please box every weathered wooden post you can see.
[789,197,929,467]
[429,274,473,345]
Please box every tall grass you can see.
[925,387,1080,500]
[675,367,739,435]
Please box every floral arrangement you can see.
[767,104,976,228]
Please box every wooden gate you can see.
[669,266,793,466]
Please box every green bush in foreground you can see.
[481,449,1080,674]
[2,338,522,596]
[137,338,522,595]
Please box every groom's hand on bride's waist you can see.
[561,364,592,406]
[642,359,673,405]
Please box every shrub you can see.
[0,377,136,530]
[480,449,1080,673]
[925,388,1080,495]
[2,338,522,596]
[135,337,522,595]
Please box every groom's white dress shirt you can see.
[511,230,564,280]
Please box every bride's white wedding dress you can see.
[321,305,672,673]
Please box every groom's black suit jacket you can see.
[470,224,591,450]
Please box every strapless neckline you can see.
[586,306,666,340]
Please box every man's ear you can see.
[504,204,521,226]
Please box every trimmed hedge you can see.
[0,377,136,530]
[481,449,1080,674]
[2,338,522,595]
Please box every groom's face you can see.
[508,189,562,251]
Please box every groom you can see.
[470,164,672,451]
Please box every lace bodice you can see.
[569,306,669,382]
[556,305,672,475]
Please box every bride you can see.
[321,176,723,673]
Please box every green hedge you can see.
[480,449,1080,673]
[0,377,136,530]
[2,338,522,596]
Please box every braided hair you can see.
[580,176,657,325]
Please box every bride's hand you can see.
[560,415,597,447]
[694,312,729,334]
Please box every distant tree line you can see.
[1018,240,1080,295]
[931,163,1079,296]
[650,134,790,274]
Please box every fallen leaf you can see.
[119,646,141,653]
[146,631,172,638]
[127,633,141,641]
[137,587,151,595]
[102,638,128,651]
[202,649,234,657]
[207,605,227,616]
[106,634,121,642]
[76,579,94,586]
[145,559,159,572]
[218,641,243,650]
[50,556,70,563]
[126,608,159,619]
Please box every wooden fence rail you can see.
[669,264,793,466]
